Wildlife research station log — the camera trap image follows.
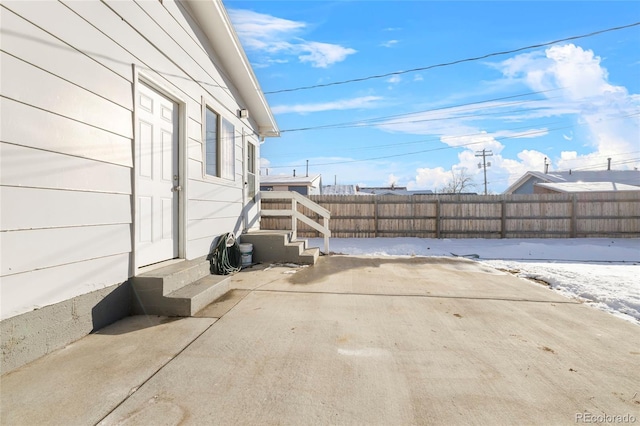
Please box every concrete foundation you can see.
[0,281,131,375]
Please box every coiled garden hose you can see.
[207,232,242,275]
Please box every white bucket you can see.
[239,243,253,266]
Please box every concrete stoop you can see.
[239,230,320,265]
[132,256,230,317]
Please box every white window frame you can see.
[202,101,235,181]
[247,140,256,199]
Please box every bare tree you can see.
[439,168,476,194]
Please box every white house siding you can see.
[1,0,264,325]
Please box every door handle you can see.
[172,186,182,192]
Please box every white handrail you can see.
[259,191,331,254]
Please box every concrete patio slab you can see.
[1,316,215,426]
[2,256,639,425]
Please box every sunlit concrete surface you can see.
[2,256,638,425]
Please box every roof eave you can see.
[183,0,280,138]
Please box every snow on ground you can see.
[308,237,640,324]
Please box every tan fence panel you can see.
[259,192,640,239]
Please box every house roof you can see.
[536,182,640,193]
[358,187,434,196]
[321,185,360,195]
[184,0,279,138]
[504,170,640,194]
[260,174,322,186]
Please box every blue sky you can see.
[225,1,640,193]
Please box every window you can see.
[247,142,255,174]
[204,106,235,180]
[205,107,218,176]
[247,142,256,198]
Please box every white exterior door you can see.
[243,136,259,230]
[136,82,179,267]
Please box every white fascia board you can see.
[503,172,534,194]
[184,0,280,138]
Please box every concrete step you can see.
[134,256,211,296]
[300,247,320,264]
[239,231,319,265]
[132,256,230,316]
[166,275,230,316]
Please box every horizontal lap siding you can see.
[1,0,255,319]
[1,52,132,138]
[1,187,131,231]
[2,225,131,276]
[1,8,132,111]
[1,99,133,168]
[1,254,131,321]
[0,143,131,193]
[1,1,137,319]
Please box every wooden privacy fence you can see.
[260,192,640,239]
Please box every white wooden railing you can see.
[259,191,331,254]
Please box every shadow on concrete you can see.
[91,281,132,333]
[286,255,464,285]
[93,314,187,336]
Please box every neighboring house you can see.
[358,186,435,196]
[504,170,640,194]
[534,182,640,194]
[321,184,360,195]
[260,174,322,195]
[1,0,278,371]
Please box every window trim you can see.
[204,105,219,178]
[246,140,256,199]
[202,100,236,183]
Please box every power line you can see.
[280,89,561,133]
[264,111,640,169]
[266,126,572,169]
[270,110,640,160]
[265,22,640,95]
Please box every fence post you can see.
[571,195,577,238]
[374,197,378,238]
[435,199,441,239]
[411,196,416,237]
[501,199,507,239]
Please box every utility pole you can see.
[475,149,493,195]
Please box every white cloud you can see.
[228,9,356,68]
[386,43,640,192]
[386,174,400,186]
[494,43,640,172]
[407,167,451,190]
[271,96,382,114]
[386,75,401,84]
[441,131,503,151]
[413,74,424,82]
[381,40,399,48]
[298,42,357,68]
[228,9,305,50]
